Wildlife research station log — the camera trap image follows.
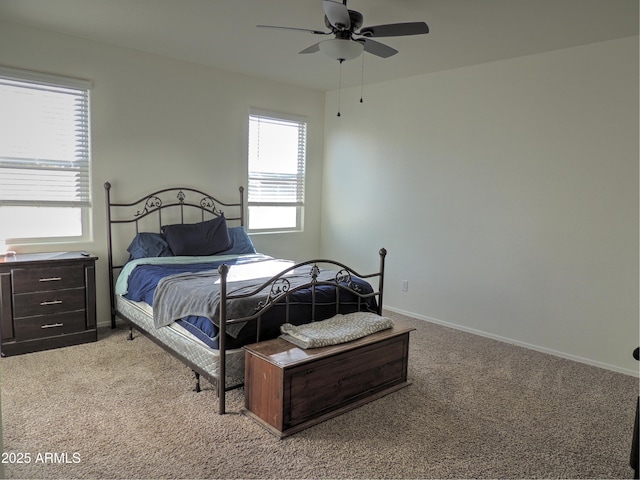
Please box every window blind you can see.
[0,67,91,207]
[248,112,306,207]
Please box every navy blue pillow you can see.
[219,226,257,255]
[161,215,232,256]
[127,232,172,260]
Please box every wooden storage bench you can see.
[243,321,414,437]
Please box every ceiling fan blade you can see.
[257,25,328,35]
[299,42,321,54]
[323,0,351,30]
[359,22,429,37]
[360,38,398,58]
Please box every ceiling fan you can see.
[257,0,429,62]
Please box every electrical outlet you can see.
[401,280,409,292]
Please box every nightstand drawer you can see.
[14,311,87,341]
[13,288,86,318]
[12,264,85,294]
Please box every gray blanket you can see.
[153,259,341,338]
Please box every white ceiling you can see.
[0,0,637,91]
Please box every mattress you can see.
[115,295,246,381]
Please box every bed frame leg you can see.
[127,327,134,341]
[193,371,201,393]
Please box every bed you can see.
[104,182,387,415]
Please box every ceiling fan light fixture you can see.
[319,38,363,61]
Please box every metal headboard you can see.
[104,182,245,327]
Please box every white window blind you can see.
[248,111,306,208]
[0,67,91,208]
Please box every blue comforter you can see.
[125,256,263,305]
[119,254,376,349]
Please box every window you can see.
[0,66,92,246]
[247,109,306,232]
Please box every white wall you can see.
[322,37,639,375]
[0,21,326,327]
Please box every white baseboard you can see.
[385,305,639,378]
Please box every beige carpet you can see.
[1,311,637,479]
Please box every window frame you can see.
[247,108,307,234]
[0,66,92,247]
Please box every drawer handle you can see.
[39,277,62,282]
[40,300,63,306]
[41,323,64,329]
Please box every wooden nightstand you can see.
[0,252,98,356]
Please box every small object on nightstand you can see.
[0,251,98,356]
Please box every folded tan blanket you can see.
[280,311,394,349]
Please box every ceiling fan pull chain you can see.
[337,59,343,117]
[360,53,365,103]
